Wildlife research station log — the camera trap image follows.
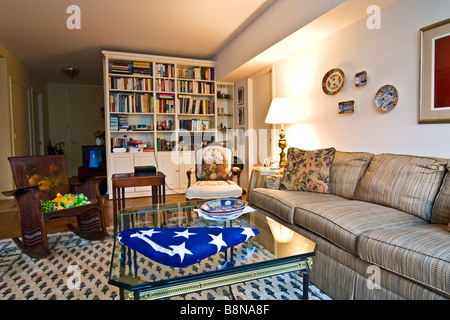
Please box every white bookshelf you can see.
[102,50,217,198]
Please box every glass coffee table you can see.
[108,200,316,300]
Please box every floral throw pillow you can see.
[201,159,229,180]
[280,147,336,193]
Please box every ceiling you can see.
[0,0,276,85]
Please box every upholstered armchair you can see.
[3,155,107,258]
[185,142,242,200]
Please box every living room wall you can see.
[47,83,104,177]
[0,44,49,199]
[274,0,450,158]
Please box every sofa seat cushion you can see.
[249,188,345,224]
[358,224,450,297]
[353,153,447,221]
[294,200,428,255]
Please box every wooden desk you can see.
[112,172,166,231]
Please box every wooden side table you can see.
[248,166,283,203]
[112,172,166,232]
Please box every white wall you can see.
[274,0,450,158]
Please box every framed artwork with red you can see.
[419,18,450,123]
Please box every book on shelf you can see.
[156,63,175,78]
[109,61,131,74]
[132,61,152,75]
[110,93,153,113]
[110,114,129,131]
[156,120,173,131]
[156,94,175,113]
[156,138,175,151]
[110,77,152,91]
[178,80,214,94]
[178,96,215,114]
[156,79,174,92]
[111,136,128,150]
[179,119,211,131]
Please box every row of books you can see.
[110,77,152,91]
[156,79,175,92]
[157,138,175,151]
[178,80,214,94]
[179,119,211,131]
[156,63,175,78]
[178,67,215,81]
[178,96,215,114]
[109,93,154,113]
[156,97,175,114]
[127,139,148,152]
[111,137,128,149]
[132,61,152,75]
[110,61,152,75]
[198,67,214,81]
[110,115,129,131]
[156,120,173,131]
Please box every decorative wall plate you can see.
[322,68,345,95]
[355,71,367,87]
[375,85,398,112]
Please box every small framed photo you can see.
[238,107,245,124]
[338,100,355,114]
[237,87,244,105]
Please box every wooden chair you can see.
[185,141,243,200]
[3,155,107,258]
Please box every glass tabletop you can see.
[108,200,316,298]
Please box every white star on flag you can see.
[140,229,161,237]
[169,242,193,262]
[208,233,228,253]
[241,227,257,241]
[174,229,197,239]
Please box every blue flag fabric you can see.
[118,227,259,268]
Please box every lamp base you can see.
[278,127,287,168]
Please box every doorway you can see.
[248,66,273,171]
[9,79,44,157]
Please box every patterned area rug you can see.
[0,229,331,300]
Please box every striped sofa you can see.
[248,151,450,300]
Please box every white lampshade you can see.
[265,97,296,124]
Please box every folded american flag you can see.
[118,227,259,268]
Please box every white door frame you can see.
[247,64,275,173]
[9,78,44,156]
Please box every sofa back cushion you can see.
[280,147,335,193]
[328,151,374,199]
[431,163,450,225]
[353,153,447,221]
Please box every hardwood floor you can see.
[0,194,187,240]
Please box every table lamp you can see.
[265,97,296,168]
